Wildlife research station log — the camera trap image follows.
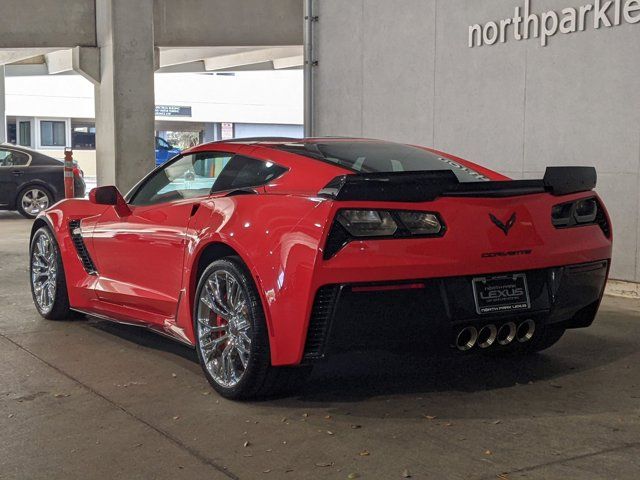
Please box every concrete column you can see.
[0,66,6,144]
[203,123,218,143]
[95,0,155,193]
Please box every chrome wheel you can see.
[197,269,252,388]
[21,188,50,216]
[31,232,57,314]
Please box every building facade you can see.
[4,71,303,176]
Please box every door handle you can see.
[11,170,24,176]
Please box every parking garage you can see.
[1,1,639,479]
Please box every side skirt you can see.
[71,308,195,348]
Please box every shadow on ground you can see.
[86,315,634,408]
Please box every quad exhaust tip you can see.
[497,322,517,346]
[516,319,536,343]
[456,320,535,351]
[455,326,478,351]
[477,324,497,349]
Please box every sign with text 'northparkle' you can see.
[469,0,639,47]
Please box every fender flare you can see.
[16,180,61,206]
[30,212,57,240]
[186,235,275,342]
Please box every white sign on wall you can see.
[221,122,234,140]
[469,0,639,47]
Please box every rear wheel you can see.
[194,257,310,399]
[29,227,72,320]
[18,186,53,219]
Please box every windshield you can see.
[275,141,489,182]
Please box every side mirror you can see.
[89,186,131,216]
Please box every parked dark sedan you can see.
[0,144,85,218]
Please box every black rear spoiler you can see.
[318,166,596,202]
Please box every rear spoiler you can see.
[318,166,596,202]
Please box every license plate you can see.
[472,273,531,315]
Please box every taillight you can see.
[396,211,442,235]
[551,197,610,237]
[336,210,398,237]
[324,209,445,259]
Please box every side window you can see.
[40,121,66,147]
[212,156,288,192]
[130,152,232,206]
[0,149,30,167]
[156,137,170,150]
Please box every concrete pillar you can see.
[95,0,155,192]
[0,66,6,144]
[203,122,218,143]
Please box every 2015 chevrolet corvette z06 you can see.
[29,138,612,399]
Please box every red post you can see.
[64,147,75,198]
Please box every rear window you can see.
[212,155,288,192]
[0,149,30,167]
[275,141,488,182]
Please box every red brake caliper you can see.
[210,312,228,348]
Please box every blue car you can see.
[155,137,181,166]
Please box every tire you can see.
[17,185,53,219]
[194,256,311,400]
[29,226,72,320]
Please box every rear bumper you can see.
[302,260,609,361]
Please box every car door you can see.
[89,151,233,324]
[0,148,31,207]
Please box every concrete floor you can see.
[1,211,639,480]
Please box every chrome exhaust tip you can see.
[516,319,536,343]
[477,324,498,349]
[496,322,517,346]
[456,326,478,351]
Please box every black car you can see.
[0,144,85,218]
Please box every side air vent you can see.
[69,220,97,275]
[303,285,339,360]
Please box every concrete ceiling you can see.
[0,0,302,49]
[0,46,303,77]
[157,46,303,73]
[0,0,303,77]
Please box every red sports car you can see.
[29,138,612,399]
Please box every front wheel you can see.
[18,186,53,219]
[30,227,72,320]
[194,257,310,399]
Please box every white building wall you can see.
[234,123,303,139]
[5,71,303,125]
[154,72,303,125]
